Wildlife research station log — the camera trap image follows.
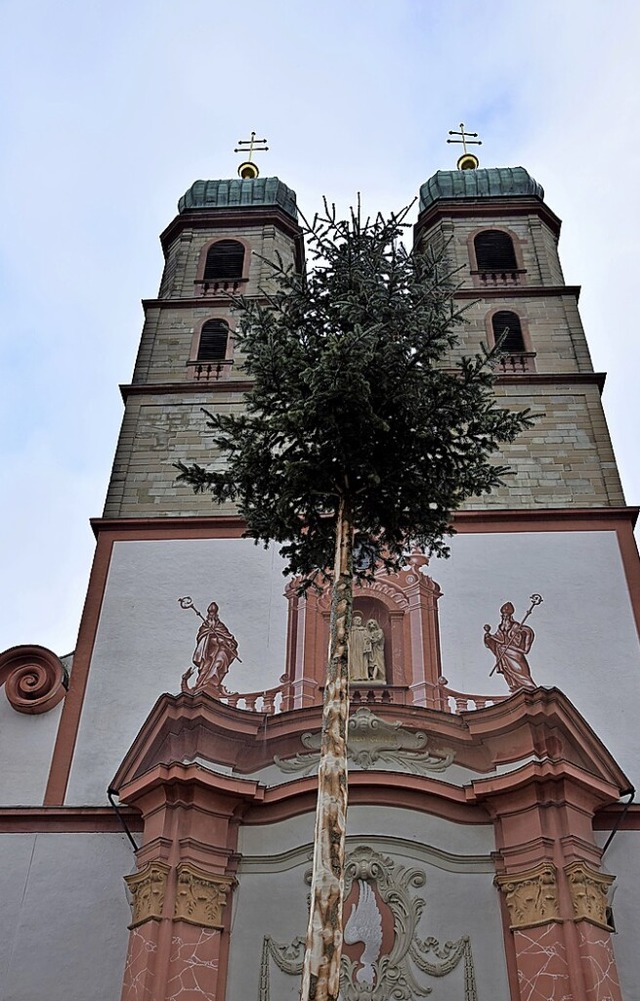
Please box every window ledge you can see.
[195,277,248,296]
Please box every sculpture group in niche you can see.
[483,595,542,692]
[349,614,386,683]
[179,597,240,695]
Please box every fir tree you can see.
[176,199,533,1001]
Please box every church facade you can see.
[1,160,639,1001]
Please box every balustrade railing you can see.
[495,351,536,375]
[188,359,234,382]
[437,683,507,714]
[194,277,247,296]
[214,679,505,716]
[473,268,526,287]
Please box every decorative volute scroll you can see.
[0,644,68,714]
[495,863,560,929]
[124,861,170,927]
[565,861,615,930]
[173,863,235,928]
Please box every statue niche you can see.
[283,560,444,710]
[350,600,389,684]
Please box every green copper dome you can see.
[419,167,544,213]
[178,176,297,219]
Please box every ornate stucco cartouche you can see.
[275,706,455,775]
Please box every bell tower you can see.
[104,174,303,519]
[414,163,624,511]
[2,150,640,1001]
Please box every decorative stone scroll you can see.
[124,861,170,927]
[565,861,615,930]
[275,707,455,775]
[496,863,560,930]
[0,644,68,714]
[259,845,477,1001]
[173,863,235,929]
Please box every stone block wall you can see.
[102,377,625,519]
[420,210,565,288]
[158,222,297,300]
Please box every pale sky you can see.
[1,0,639,654]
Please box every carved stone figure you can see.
[484,601,536,692]
[181,600,239,694]
[349,613,372,682]
[349,614,386,683]
[366,619,386,682]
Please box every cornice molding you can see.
[454,284,580,300]
[159,205,304,267]
[415,196,562,238]
[117,370,607,401]
[119,380,253,401]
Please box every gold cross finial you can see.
[234,131,269,179]
[447,123,482,170]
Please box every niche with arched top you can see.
[352,597,391,685]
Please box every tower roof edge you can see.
[178,176,298,220]
[419,166,544,213]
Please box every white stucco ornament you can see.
[275,708,455,775]
[259,845,478,1000]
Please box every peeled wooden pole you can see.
[300,497,353,1001]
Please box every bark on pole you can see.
[300,496,352,1001]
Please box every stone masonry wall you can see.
[421,211,564,287]
[102,379,624,519]
[157,222,297,301]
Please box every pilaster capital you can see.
[173,862,235,928]
[564,860,615,930]
[124,861,171,927]
[496,862,560,930]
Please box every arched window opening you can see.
[474,231,517,273]
[204,240,245,281]
[492,311,525,353]
[197,320,229,361]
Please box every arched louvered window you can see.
[492,311,525,353]
[197,320,229,361]
[204,240,245,281]
[474,231,517,273]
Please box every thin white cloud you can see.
[1,0,638,652]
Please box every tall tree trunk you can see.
[300,496,353,1001]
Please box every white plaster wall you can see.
[229,820,507,1000]
[594,829,640,1001]
[0,698,62,805]
[67,538,288,803]
[239,805,496,864]
[434,530,640,783]
[0,831,133,1001]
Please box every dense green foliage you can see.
[177,201,533,580]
